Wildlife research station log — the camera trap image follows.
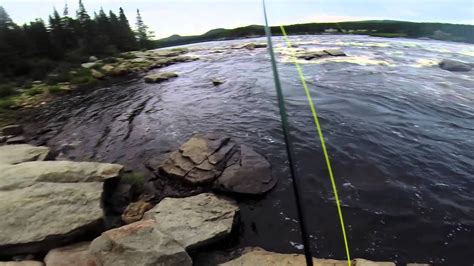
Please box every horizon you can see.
[1,0,473,39]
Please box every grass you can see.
[25,86,44,96]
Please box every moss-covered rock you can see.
[144,72,178,83]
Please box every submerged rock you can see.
[0,144,50,165]
[90,219,192,266]
[297,49,346,60]
[0,161,123,255]
[44,242,95,266]
[235,43,268,50]
[144,72,178,83]
[439,59,472,72]
[214,145,275,195]
[143,193,239,250]
[212,79,225,86]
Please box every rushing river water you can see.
[29,35,473,265]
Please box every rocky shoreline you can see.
[0,125,429,265]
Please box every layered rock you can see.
[44,242,96,266]
[154,134,276,195]
[89,220,192,266]
[143,193,238,250]
[0,161,123,255]
[439,59,472,72]
[0,144,50,165]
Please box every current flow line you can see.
[262,1,314,265]
[279,26,352,266]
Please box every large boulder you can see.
[0,144,50,165]
[44,242,96,266]
[143,193,239,250]
[144,72,178,83]
[439,59,472,72]
[157,134,237,185]
[0,161,123,256]
[214,145,275,195]
[89,220,192,266]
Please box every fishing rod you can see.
[262,1,314,265]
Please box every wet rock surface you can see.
[296,48,346,60]
[143,193,239,250]
[144,72,178,83]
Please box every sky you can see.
[2,0,473,39]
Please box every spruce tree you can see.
[135,9,153,49]
[117,7,137,51]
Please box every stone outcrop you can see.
[143,193,239,250]
[144,72,178,83]
[0,144,50,165]
[214,145,276,195]
[44,242,96,266]
[121,200,154,224]
[0,160,123,255]
[439,59,472,72]
[154,134,276,194]
[1,125,23,136]
[89,220,192,266]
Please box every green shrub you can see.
[121,172,146,185]
[119,53,137,60]
[26,86,44,96]
[102,57,118,64]
[48,85,63,94]
[0,98,15,109]
[0,84,16,98]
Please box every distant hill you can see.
[153,20,474,48]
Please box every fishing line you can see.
[279,25,352,266]
[262,1,314,265]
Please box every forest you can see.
[0,0,153,85]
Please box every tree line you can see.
[0,0,153,81]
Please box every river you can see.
[27,35,474,265]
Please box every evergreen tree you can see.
[23,19,54,57]
[117,7,137,51]
[76,0,90,26]
[135,9,153,49]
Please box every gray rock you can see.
[143,193,238,250]
[81,62,96,69]
[91,69,104,79]
[144,72,178,83]
[0,144,50,165]
[214,145,276,195]
[324,49,346,56]
[6,136,26,145]
[157,134,236,185]
[89,220,192,266]
[89,56,98,62]
[0,161,123,255]
[439,59,472,72]
[44,242,96,266]
[212,79,224,86]
[1,125,23,136]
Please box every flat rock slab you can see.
[143,193,239,250]
[0,144,50,165]
[214,145,276,195]
[44,242,96,266]
[90,220,192,266]
[208,248,395,266]
[0,161,123,255]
